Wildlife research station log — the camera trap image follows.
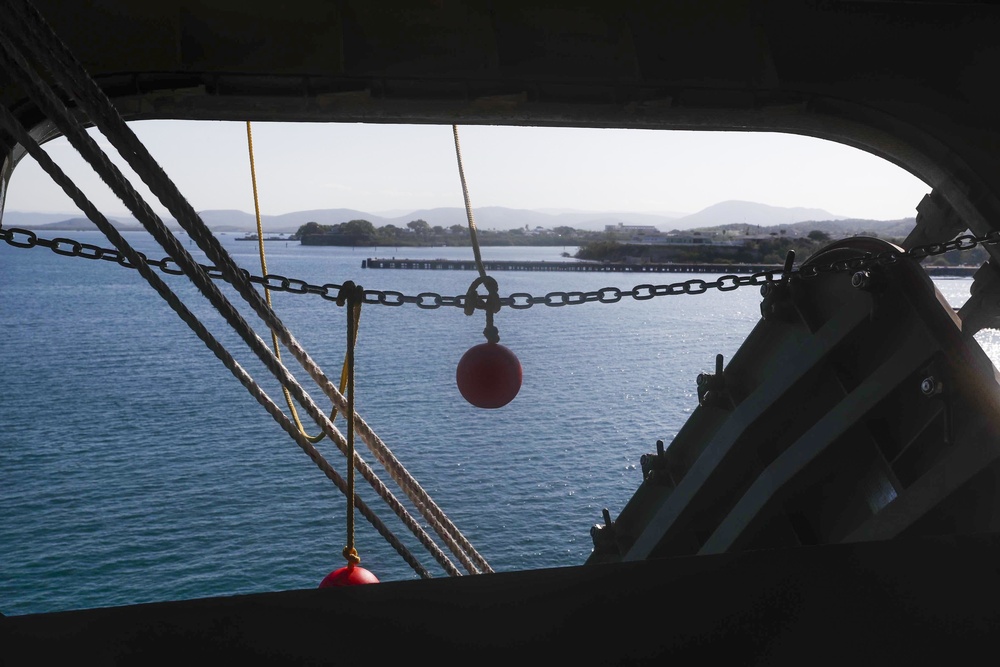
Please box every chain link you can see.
[3,226,996,311]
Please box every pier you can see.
[362,258,785,274]
[361,258,978,277]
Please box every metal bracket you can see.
[697,353,730,408]
[640,439,676,486]
[590,508,618,555]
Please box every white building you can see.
[604,222,661,234]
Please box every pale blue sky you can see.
[6,121,931,221]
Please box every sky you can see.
[4,120,932,221]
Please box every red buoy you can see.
[456,341,522,409]
[319,564,379,587]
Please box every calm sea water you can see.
[1,229,995,616]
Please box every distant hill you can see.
[0,211,141,229]
[2,206,685,233]
[691,216,917,240]
[2,201,916,236]
[671,200,847,229]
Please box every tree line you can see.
[294,219,606,247]
[294,220,985,267]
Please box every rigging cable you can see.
[0,0,489,577]
[0,87,435,575]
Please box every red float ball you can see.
[319,564,379,587]
[456,341,522,409]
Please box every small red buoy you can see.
[319,564,380,587]
[456,341,522,409]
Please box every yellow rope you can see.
[245,121,353,442]
[338,282,364,567]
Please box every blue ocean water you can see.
[0,229,991,616]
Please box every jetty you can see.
[361,258,978,277]
[362,258,786,274]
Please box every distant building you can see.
[650,234,745,247]
[605,222,661,234]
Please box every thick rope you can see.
[453,125,502,345]
[0,2,480,577]
[452,125,488,282]
[5,0,490,576]
[0,99,433,579]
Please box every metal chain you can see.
[4,226,999,309]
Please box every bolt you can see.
[920,376,939,396]
[852,270,871,289]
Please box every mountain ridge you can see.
[2,199,915,235]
